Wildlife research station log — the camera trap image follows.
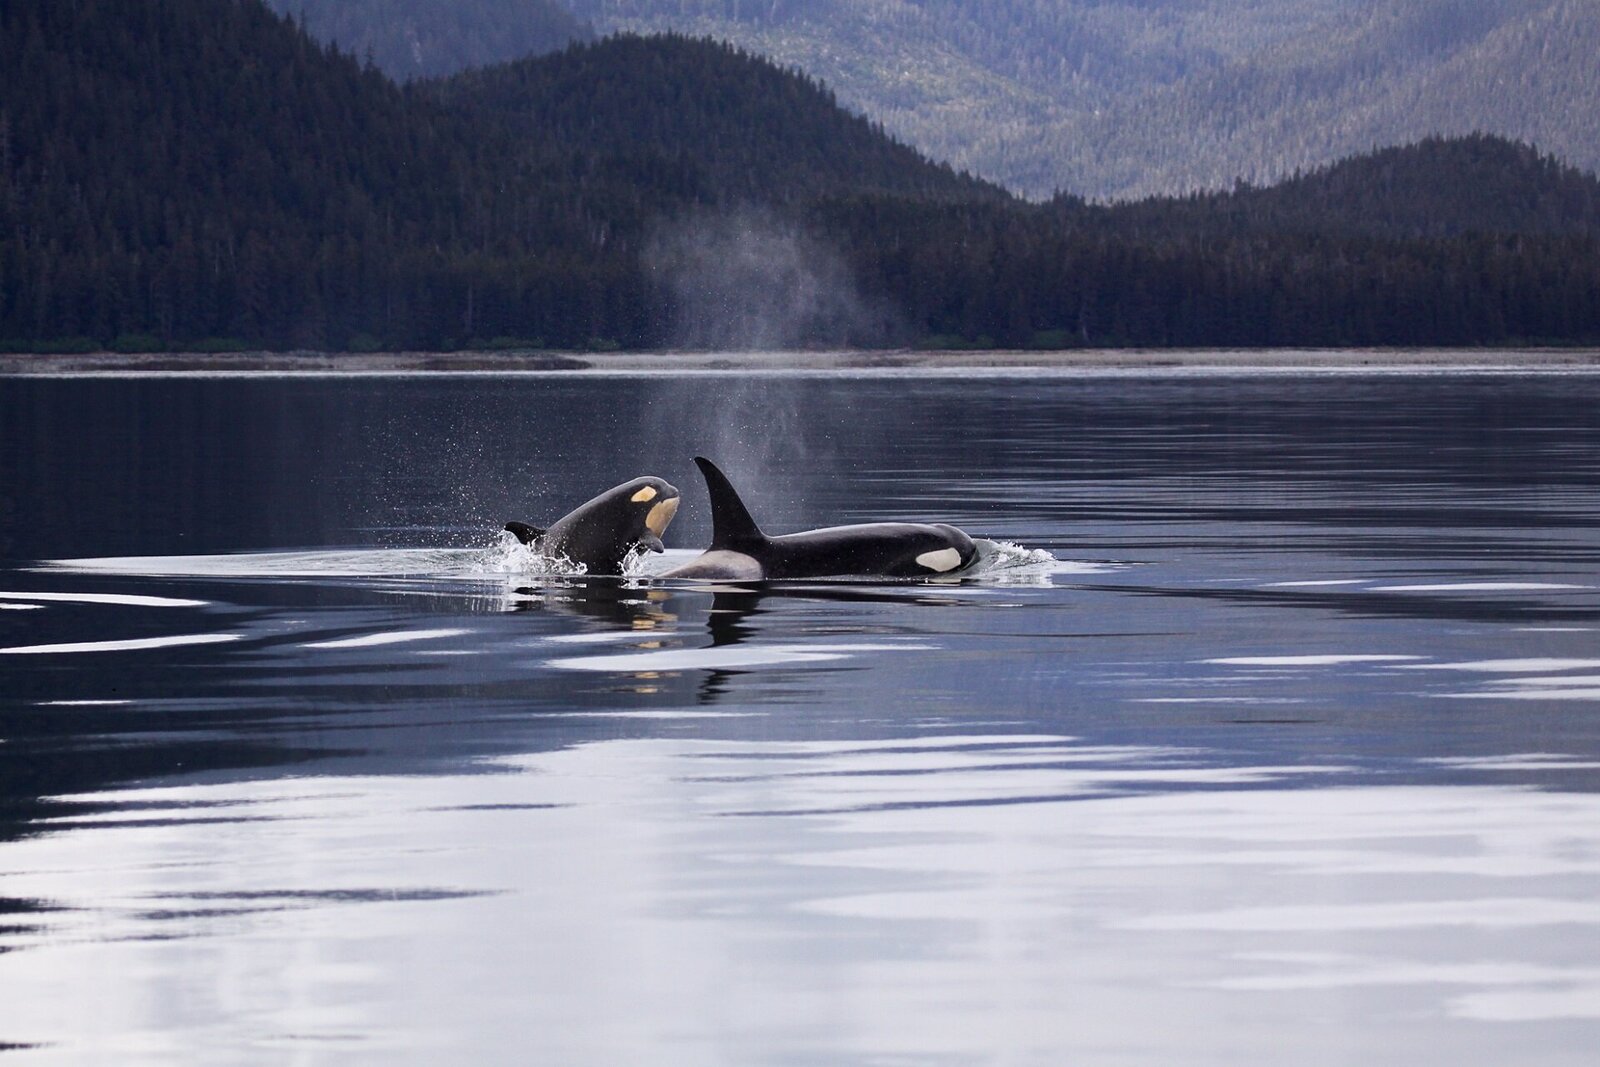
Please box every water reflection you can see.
[2,371,1600,1062]
[1,735,1596,1063]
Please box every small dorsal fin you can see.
[694,457,764,548]
[503,521,545,546]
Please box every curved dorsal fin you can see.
[695,456,764,547]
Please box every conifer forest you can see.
[2,0,1597,354]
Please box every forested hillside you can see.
[570,0,1600,200]
[0,0,982,352]
[423,34,993,202]
[2,0,1597,353]
[1087,137,1600,240]
[262,0,591,80]
[0,0,651,351]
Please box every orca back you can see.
[670,458,979,581]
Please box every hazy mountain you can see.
[264,0,592,80]
[567,0,1599,200]
[1059,0,1600,199]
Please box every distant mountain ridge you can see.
[263,0,591,80]
[567,0,1600,200]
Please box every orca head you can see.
[510,475,681,571]
[621,476,682,553]
[583,475,680,554]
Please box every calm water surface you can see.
[1,368,1598,1064]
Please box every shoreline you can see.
[3,347,1599,376]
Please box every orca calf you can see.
[663,457,978,580]
[506,476,679,575]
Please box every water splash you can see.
[972,538,1066,583]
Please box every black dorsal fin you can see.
[504,521,545,546]
[695,456,764,547]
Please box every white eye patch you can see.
[631,486,659,503]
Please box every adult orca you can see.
[505,476,680,575]
[662,457,978,580]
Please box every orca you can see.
[662,457,978,580]
[506,476,680,575]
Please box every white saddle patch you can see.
[915,547,964,573]
[662,550,764,580]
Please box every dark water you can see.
[1,368,1598,1064]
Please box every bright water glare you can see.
[1,368,1599,1064]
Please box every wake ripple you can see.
[45,534,1089,586]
